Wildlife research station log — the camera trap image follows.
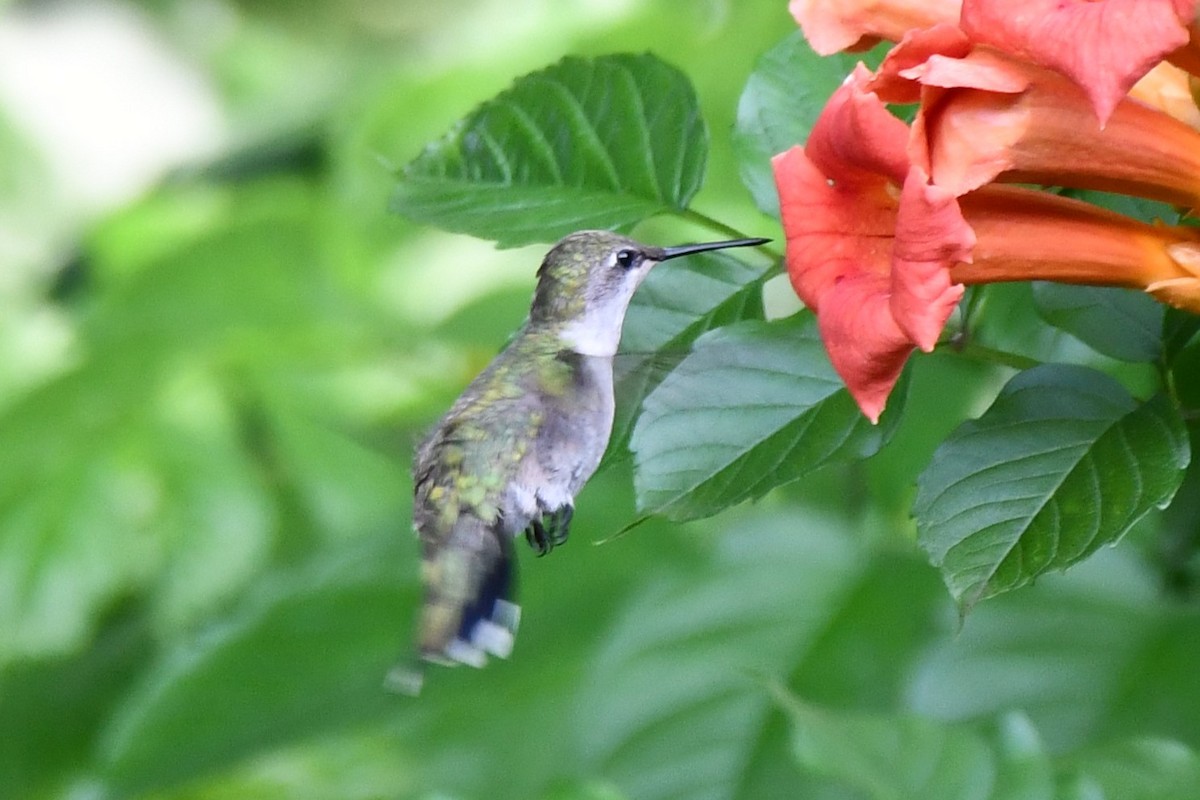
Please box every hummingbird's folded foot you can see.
[526,518,552,556]
[524,504,574,555]
[548,505,573,547]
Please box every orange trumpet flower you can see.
[774,68,1200,421]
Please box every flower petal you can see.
[890,169,970,351]
[1153,243,1200,311]
[773,68,911,312]
[775,144,919,422]
[907,50,1200,205]
[817,274,916,424]
[773,74,966,423]
[773,144,898,311]
[789,0,963,55]
[1129,61,1200,130]
[868,23,977,103]
[806,65,911,185]
[960,0,1195,124]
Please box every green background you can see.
[1,1,1198,798]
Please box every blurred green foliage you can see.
[1,1,1199,799]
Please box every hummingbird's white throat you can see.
[557,256,659,357]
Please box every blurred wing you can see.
[417,511,520,667]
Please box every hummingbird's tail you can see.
[417,515,521,668]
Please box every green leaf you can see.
[1165,310,1200,416]
[264,401,411,542]
[537,780,630,800]
[630,313,891,521]
[87,206,350,361]
[93,535,414,797]
[0,195,356,667]
[914,364,1189,611]
[391,53,707,247]
[985,715,1059,800]
[968,283,1097,367]
[733,33,876,216]
[1162,306,1200,363]
[1031,283,1163,362]
[0,361,164,666]
[582,512,1200,800]
[910,547,1200,750]
[577,512,869,800]
[776,696,1056,800]
[1069,739,1200,800]
[144,370,277,632]
[112,727,425,800]
[0,604,152,800]
[1059,188,1180,226]
[1169,334,1200,412]
[608,250,770,458]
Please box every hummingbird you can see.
[411,229,769,670]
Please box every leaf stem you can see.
[680,208,783,261]
[946,339,1041,371]
[680,207,752,240]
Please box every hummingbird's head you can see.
[531,230,768,356]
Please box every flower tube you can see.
[774,67,1200,420]
[869,26,1200,206]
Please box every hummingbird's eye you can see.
[614,249,639,270]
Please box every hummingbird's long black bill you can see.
[658,237,771,261]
